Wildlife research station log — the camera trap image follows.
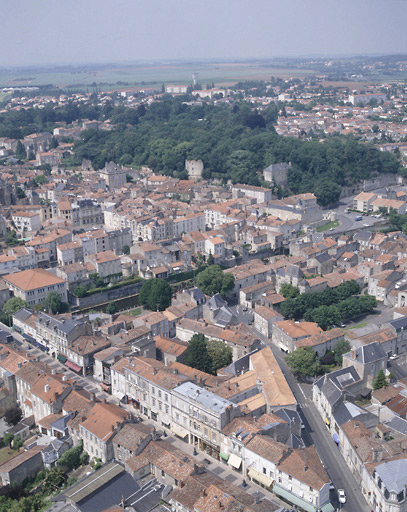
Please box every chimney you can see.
[62,375,67,381]
[153,368,157,375]
[44,384,50,393]
[17,362,22,369]
[201,489,207,497]
[351,348,356,359]
[52,369,56,375]
[303,465,308,472]
[173,368,179,375]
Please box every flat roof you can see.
[173,381,237,414]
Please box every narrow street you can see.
[3,319,371,510]
[252,327,370,512]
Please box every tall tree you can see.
[15,140,26,160]
[184,334,212,374]
[373,369,388,391]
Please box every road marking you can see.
[298,386,307,401]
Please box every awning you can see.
[100,382,112,391]
[248,468,273,488]
[333,433,339,444]
[219,452,229,461]
[325,417,330,427]
[57,354,67,363]
[228,453,242,469]
[321,502,335,512]
[171,424,189,439]
[23,333,35,343]
[273,484,317,512]
[65,360,82,373]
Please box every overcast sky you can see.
[2,0,407,67]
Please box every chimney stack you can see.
[44,384,50,393]
[303,465,308,472]
[351,349,356,359]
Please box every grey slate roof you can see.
[354,230,372,242]
[286,264,303,279]
[388,316,407,332]
[209,293,227,311]
[346,341,386,365]
[314,366,360,406]
[375,459,407,494]
[274,408,302,426]
[332,402,374,427]
[314,252,331,264]
[189,287,205,303]
[13,308,33,321]
[37,312,83,335]
[385,416,407,436]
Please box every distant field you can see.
[0,62,317,90]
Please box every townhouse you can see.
[79,401,130,462]
[3,268,67,307]
[171,381,241,460]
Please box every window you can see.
[263,467,267,475]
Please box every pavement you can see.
[250,326,371,512]
[2,318,372,511]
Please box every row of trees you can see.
[183,333,233,375]
[280,280,362,320]
[303,295,377,330]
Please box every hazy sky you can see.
[2,0,407,67]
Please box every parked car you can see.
[355,216,362,221]
[390,354,399,360]
[338,489,346,504]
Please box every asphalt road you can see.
[251,327,370,512]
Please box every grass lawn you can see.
[0,446,17,464]
[345,321,368,330]
[316,220,340,232]
[128,307,142,316]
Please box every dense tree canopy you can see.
[0,98,400,203]
[184,334,232,375]
[139,278,172,311]
[285,347,321,379]
[3,297,27,318]
[196,265,235,299]
[280,280,361,320]
[43,292,69,314]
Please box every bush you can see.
[58,443,83,471]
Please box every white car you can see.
[338,489,346,504]
[390,354,399,360]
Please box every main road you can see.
[251,327,370,512]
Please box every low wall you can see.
[69,281,143,309]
